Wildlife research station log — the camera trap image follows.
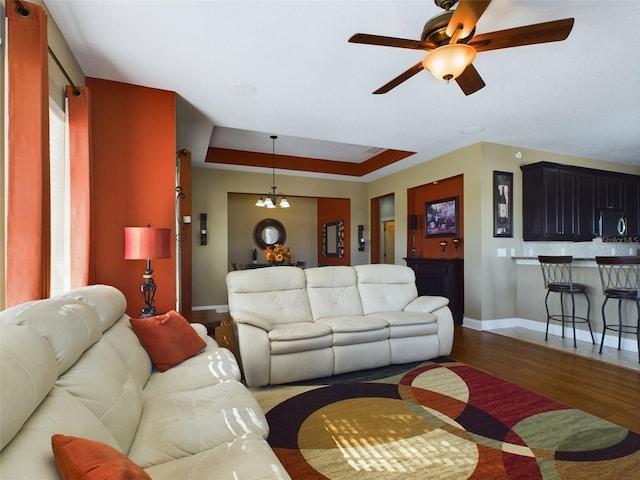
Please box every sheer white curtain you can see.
[49,99,70,295]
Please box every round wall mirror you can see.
[253,218,286,249]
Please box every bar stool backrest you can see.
[595,256,640,295]
[538,255,574,288]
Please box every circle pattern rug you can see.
[262,359,640,479]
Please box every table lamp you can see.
[124,225,171,317]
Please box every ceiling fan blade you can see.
[349,33,431,51]
[455,64,486,96]
[469,18,574,52]
[446,0,491,39]
[373,61,424,94]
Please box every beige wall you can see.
[228,193,318,268]
[366,142,639,324]
[191,167,369,308]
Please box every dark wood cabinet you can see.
[542,167,575,240]
[522,162,640,241]
[405,258,464,324]
[622,179,640,237]
[576,172,598,239]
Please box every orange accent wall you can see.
[370,198,381,264]
[407,175,464,259]
[87,78,177,317]
[317,198,351,265]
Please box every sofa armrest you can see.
[190,322,208,340]
[231,311,274,332]
[404,295,449,313]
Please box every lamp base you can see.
[140,264,157,318]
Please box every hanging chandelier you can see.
[256,135,290,208]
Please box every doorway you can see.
[370,193,395,264]
[382,220,395,264]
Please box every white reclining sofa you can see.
[0,285,290,479]
[226,264,455,387]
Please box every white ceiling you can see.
[43,0,640,180]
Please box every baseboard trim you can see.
[462,316,638,353]
[192,304,229,313]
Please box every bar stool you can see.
[595,256,640,362]
[538,256,595,348]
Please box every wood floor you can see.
[190,311,639,432]
[450,325,639,432]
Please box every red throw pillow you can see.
[130,310,207,372]
[51,434,151,480]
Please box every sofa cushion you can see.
[315,314,388,333]
[143,433,290,480]
[267,321,332,341]
[355,265,418,314]
[130,311,206,372]
[128,380,269,468]
[56,339,144,453]
[143,344,241,398]
[0,298,103,374]
[227,267,312,325]
[305,266,364,319]
[0,388,122,480]
[101,316,153,389]
[0,325,58,450]
[51,434,151,480]
[57,285,127,332]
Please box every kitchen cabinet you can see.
[522,161,640,241]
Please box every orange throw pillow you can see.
[51,434,151,480]
[130,310,207,372]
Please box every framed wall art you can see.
[493,171,513,237]
[425,196,458,237]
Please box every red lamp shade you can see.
[124,226,171,260]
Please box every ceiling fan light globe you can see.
[423,43,476,82]
[279,197,290,208]
[255,197,265,207]
[264,197,274,208]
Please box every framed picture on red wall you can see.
[494,171,513,237]
[425,197,458,237]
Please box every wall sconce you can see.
[409,214,418,258]
[200,213,207,245]
[358,225,365,251]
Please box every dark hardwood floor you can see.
[450,325,639,432]
[190,311,639,432]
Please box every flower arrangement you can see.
[264,244,292,266]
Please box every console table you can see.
[404,258,464,324]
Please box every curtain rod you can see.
[14,0,81,96]
[48,46,81,96]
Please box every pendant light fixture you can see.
[256,135,290,208]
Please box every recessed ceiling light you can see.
[460,125,484,134]
[229,84,256,97]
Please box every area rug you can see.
[253,358,639,479]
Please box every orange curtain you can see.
[67,86,94,287]
[5,0,50,305]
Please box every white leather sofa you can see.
[0,285,290,479]
[226,264,455,387]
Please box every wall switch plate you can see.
[510,248,516,257]
[497,248,507,257]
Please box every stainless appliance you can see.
[599,209,626,237]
